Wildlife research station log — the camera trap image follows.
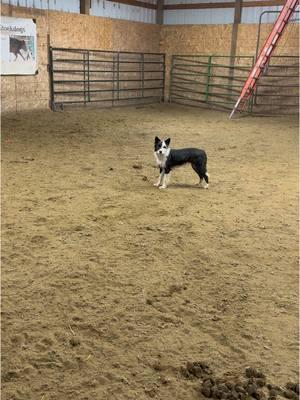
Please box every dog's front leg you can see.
[159,172,171,189]
[154,168,164,187]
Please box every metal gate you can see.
[49,47,165,110]
[169,55,254,111]
[169,54,299,115]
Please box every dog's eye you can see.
[163,146,167,149]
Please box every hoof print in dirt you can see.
[144,387,157,398]
[152,361,164,371]
[69,337,81,347]
[2,370,19,382]
[132,164,142,169]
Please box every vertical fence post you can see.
[83,51,87,105]
[169,55,174,104]
[112,53,116,106]
[205,55,212,103]
[161,53,165,103]
[87,50,90,103]
[248,56,255,113]
[117,52,120,101]
[141,53,144,98]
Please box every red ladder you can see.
[229,0,299,119]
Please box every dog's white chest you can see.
[154,152,167,168]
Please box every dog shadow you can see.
[168,183,206,190]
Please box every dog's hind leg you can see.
[201,172,209,189]
[192,163,209,189]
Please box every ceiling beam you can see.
[106,0,157,9]
[93,0,286,11]
[164,0,285,10]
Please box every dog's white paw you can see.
[159,185,167,190]
[202,183,209,189]
[153,182,160,187]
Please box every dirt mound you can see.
[180,362,299,400]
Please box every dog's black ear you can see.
[165,138,171,146]
[155,136,161,144]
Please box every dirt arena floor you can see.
[2,105,299,400]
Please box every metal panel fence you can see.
[169,54,299,115]
[253,55,299,114]
[170,54,254,110]
[49,47,165,110]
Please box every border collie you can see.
[154,136,209,190]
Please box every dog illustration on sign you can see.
[9,36,33,62]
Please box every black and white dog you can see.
[154,136,209,190]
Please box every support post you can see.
[80,0,90,14]
[228,0,243,90]
[48,45,55,110]
[156,0,164,24]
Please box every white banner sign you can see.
[1,16,37,75]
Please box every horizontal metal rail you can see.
[172,54,253,59]
[54,95,162,105]
[173,79,244,89]
[173,62,252,71]
[53,78,163,84]
[52,47,164,56]
[53,59,164,65]
[53,69,163,74]
[55,87,164,95]
[173,72,248,82]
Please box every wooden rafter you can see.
[106,0,156,9]
[164,0,285,10]
[103,0,286,11]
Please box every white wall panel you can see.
[164,3,299,24]
[165,8,234,24]
[242,5,280,23]
[1,0,80,13]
